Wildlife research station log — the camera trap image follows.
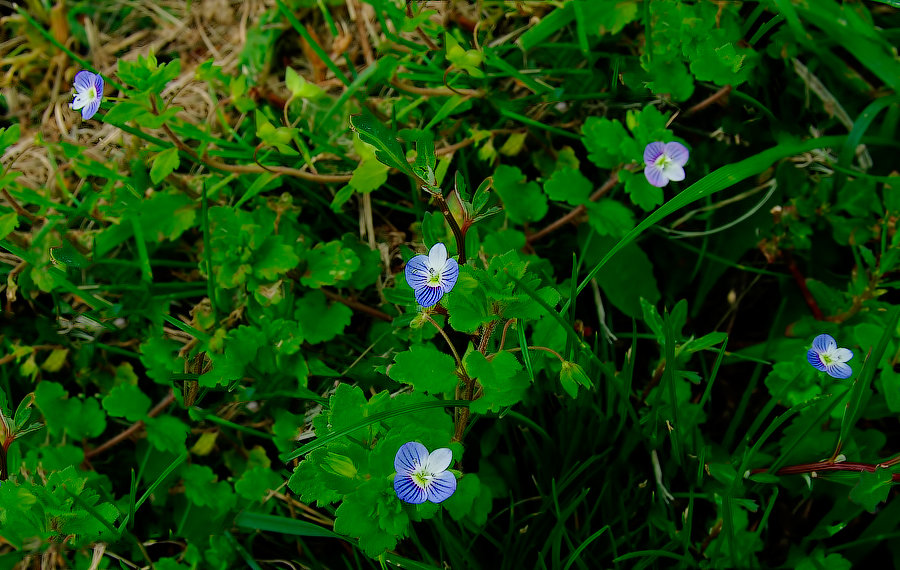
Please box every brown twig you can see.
[498,318,516,352]
[390,77,484,99]
[684,85,732,117]
[153,98,353,185]
[785,254,824,320]
[527,169,623,244]
[1,188,37,223]
[321,288,392,322]
[351,0,375,66]
[84,390,176,459]
[750,459,900,483]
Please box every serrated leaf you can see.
[102,384,152,422]
[492,165,548,224]
[849,467,892,513]
[145,415,190,454]
[349,114,410,175]
[150,147,180,184]
[389,344,460,394]
[295,290,352,344]
[544,167,592,205]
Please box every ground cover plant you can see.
[1,0,900,567]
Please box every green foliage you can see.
[5,0,900,567]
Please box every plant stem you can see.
[750,459,900,482]
[424,313,462,367]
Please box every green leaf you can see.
[389,344,460,394]
[0,211,19,240]
[145,415,190,454]
[300,241,360,288]
[464,350,527,413]
[559,361,593,398]
[443,266,494,333]
[34,382,107,440]
[623,168,664,211]
[849,467,892,513]
[645,59,695,102]
[577,0,640,36]
[102,384,151,422]
[295,290,353,344]
[349,113,411,175]
[253,235,300,280]
[588,236,660,318]
[582,117,632,169]
[285,66,325,99]
[235,466,284,501]
[544,167,592,205]
[150,146,180,184]
[492,165,548,224]
[182,464,237,515]
[585,199,635,238]
[332,481,402,557]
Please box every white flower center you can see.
[654,154,672,169]
[820,352,834,366]
[412,468,433,487]
[426,267,441,286]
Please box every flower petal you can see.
[82,97,101,120]
[428,242,448,270]
[415,285,443,308]
[644,164,668,187]
[439,258,459,293]
[394,441,429,473]
[73,70,95,92]
[660,162,685,182]
[812,334,836,354]
[70,95,87,111]
[425,470,457,503]
[405,255,431,289]
[643,142,665,165]
[423,448,453,473]
[826,362,853,380]
[832,347,853,363]
[807,348,826,371]
[664,142,690,166]
[93,75,105,101]
[394,472,428,504]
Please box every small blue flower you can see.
[404,242,459,308]
[807,333,854,379]
[70,70,104,120]
[643,141,689,188]
[393,442,457,504]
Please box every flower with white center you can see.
[393,442,457,504]
[70,70,104,120]
[807,333,854,379]
[404,242,459,308]
[643,141,690,188]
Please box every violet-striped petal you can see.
[644,164,668,187]
[664,141,690,166]
[827,362,853,380]
[643,141,666,164]
[405,255,431,289]
[394,472,428,504]
[425,471,457,503]
[812,334,836,354]
[807,349,826,371]
[394,441,429,473]
[439,259,459,292]
[415,285,443,308]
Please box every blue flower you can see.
[404,242,459,308]
[393,442,457,504]
[807,333,854,379]
[643,141,689,187]
[70,70,104,120]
